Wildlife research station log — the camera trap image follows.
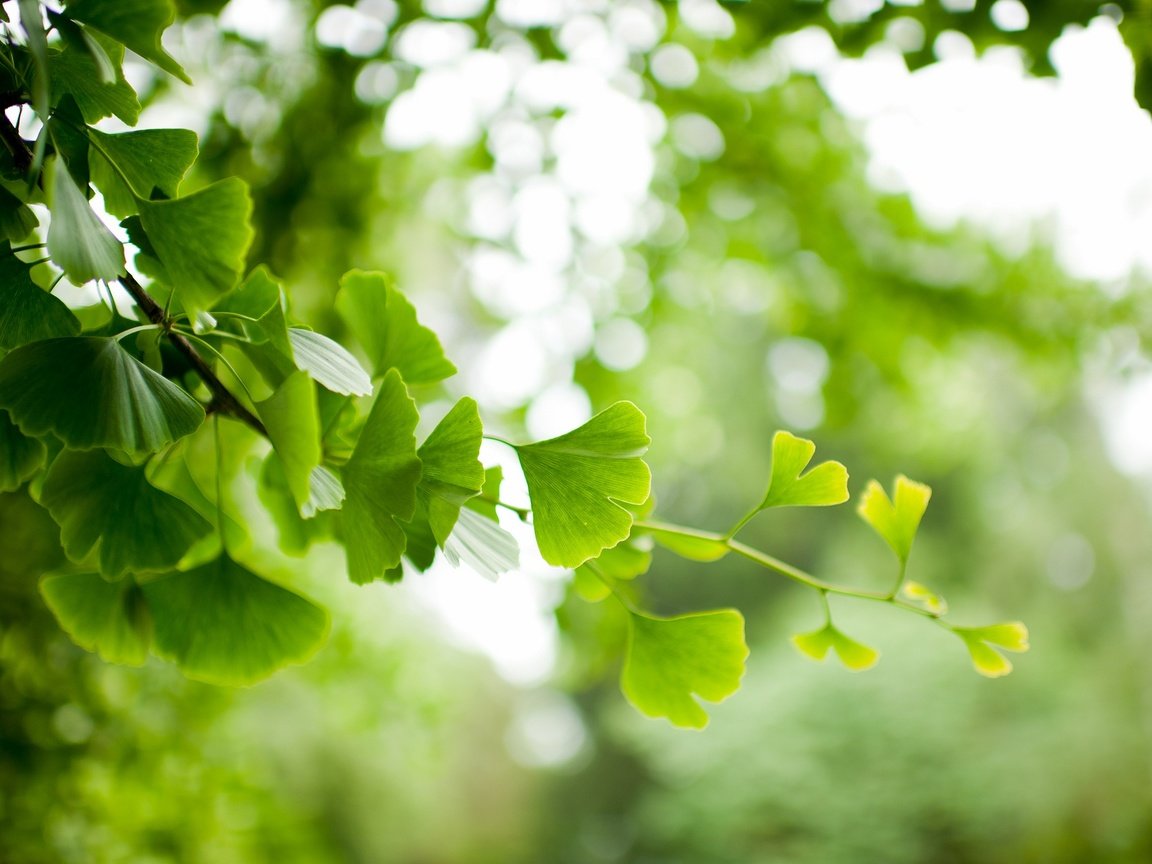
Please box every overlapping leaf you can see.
[442,506,519,581]
[417,397,484,544]
[41,449,212,578]
[88,127,198,217]
[645,523,730,562]
[0,337,204,454]
[0,186,38,241]
[41,571,150,665]
[0,409,44,491]
[47,159,125,285]
[256,371,321,512]
[47,34,140,125]
[0,246,80,348]
[858,474,932,563]
[287,328,372,397]
[621,610,748,729]
[516,402,651,568]
[64,0,190,83]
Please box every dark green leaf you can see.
[0,409,44,491]
[48,11,116,84]
[41,571,150,665]
[48,95,90,190]
[88,127,198,218]
[48,34,140,125]
[0,185,39,242]
[0,246,81,348]
[65,0,191,84]
[47,158,125,284]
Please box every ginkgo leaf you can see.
[0,409,44,491]
[621,610,748,729]
[791,623,880,671]
[858,474,932,563]
[41,449,213,579]
[0,186,38,242]
[48,34,140,124]
[65,0,191,84]
[0,337,204,454]
[465,465,504,521]
[257,371,320,512]
[88,127,198,217]
[341,369,422,583]
[304,465,345,517]
[442,505,519,582]
[137,178,253,316]
[418,397,484,544]
[644,522,730,562]
[335,270,456,384]
[142,555,330,685]
[0,246,80,348]
[516,401,651,568]
[574,536,652,602]
[48,10,116,84]
[755,430,849,511]
[288,328,373,397]
[41,571,150,665]
[47,159,125,285]
[214,267,293,359]
[953,622,1029,678]
[901,580,948,615]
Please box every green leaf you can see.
[304,465,345,517]
[256,371,320,512]
[857,474,932,563]
[621,610,748,729]
[645,523,730,562]
[0,246,81,348]
[574,536,652,602]
[442,505,519,581]
[88,127,198,218]
[47,159,125,285]
[418,397,484,544]
[287,328,372,397]
[0,186,39,242]
[142,555,329,685]
[900,580,948,615]
[136,178,254,316]
[335,269,456,384]
[48,95,90,191]
[791,623,880,671]
[48,34,140,125]
[19,0,50,170]
[41,449,213,579]
[48,11,117,84]
[64,0,191,84]
[213,266,293,359]
[0,409,44,491]
[41,571,150,665]
[341,369,422,583]
[465,465,503,521]
[954,622,1029,678]
[755,430,849,511]
[0,337,204,454]
[516,401,651,568]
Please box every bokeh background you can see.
[5,0,1152,861]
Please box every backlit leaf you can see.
[755,430,849,510]
[142,555,329,685]
[47,159,125,285]
[858,474,932,563]
[41,571,150,665]
[88,127,198,217]
[335,269,456,384]
[41,449,212,579]
[442,505,519,581]
[0,337,204,454]
[954,622,1029,678]
[791,623,880,671]
[621,610,748,729]
[256,371,320,512]
[214,266,293,359]
[516,401,651,568]
[341,369,421,583]
[901,580,948,615]
[645,522,730,562]
[0,246,81,348]
[48,34,140,125]
[65,0,191,83]
[288,328,372,397]
[418,397,484,544]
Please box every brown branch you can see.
[118,271,267,437]
[0,112,30,175]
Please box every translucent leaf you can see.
[48,11,116,84]
[465,465,503,521]
[621,610,748,729]
[756,430,849,510]
[791,623,880,671]
[64,0,191,83]
[256,371,320,512]
[0,246,81,348]
[572,566,610,602]
[442,505,519,582]
[304,465,345,517]
[47,159,125,285]
[41,571,150,665]
[0,186,38,242]
[418,397,484,544]
[137,178,253,316]
[516,401,651,568]
[41,449,213,579]
[341,369,422,583]
[0,337,204,454]
[0,409,44,491]
[574,536,651,601]
[288,328,372,397]
[142,555,329,685]
[858,474,932,563]
[645,523,730,562]
[88,127,197,217]
[214,267,292,359]
[335,269,456,384]
[954,622,1029,678]
[47,34,139,125]
[901,580,948,615]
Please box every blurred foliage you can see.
[5,0,1152,861]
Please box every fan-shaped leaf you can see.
[645,522,730,562]
[954,622,1029,678]
[858,474,932,563]
[41,571,150,665]
[0,337,204,454]
[442,506,519,581]
[257,370,320,512]
[48,33,140,124]
[418,397,484,544]
[755,430,849,511]
[0,246,80,348]
[89,127,197,217]
[47,159,125,285]
[0,409,44,491]
[64,0,190,83]
[287,328,372,397]
[791,623,880,671]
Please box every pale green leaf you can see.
[573,566,610,602]
[256,370,320,512]
[900,580,948,615]
[0,246,81,348]
[65,0,191,83]
[645,523,730,562]
[41,449,213,579]
[954,622,1029,678]
[0,409,44,491]
[791,623,880,671]
[621,610,748,729]
[288,328,372,397]
[137,178,253,317]
[341,369,421,583]
[48,34,140,125]
[756,430,849,510]
[142,555,329,685]
[41,571,150,665]
[442,505,519,581]
[516,401,651,568]
[335,269,456,384]
[0,337,204,454]
[88,127,198,218]
[304,465,345,518]
[858,474,932,562]
[418,397,484,544]
[47,159,125,285]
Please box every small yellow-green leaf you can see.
[47,159,125,285]
[791,623,880,671]
[41,571,150,665]
[954,621,1029,678]
[901,580,948,615]
[757,431,849,510]
[621,609,748,729]
[517,402,651,568]
[857,475,932,563]
[645,523,730,562]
